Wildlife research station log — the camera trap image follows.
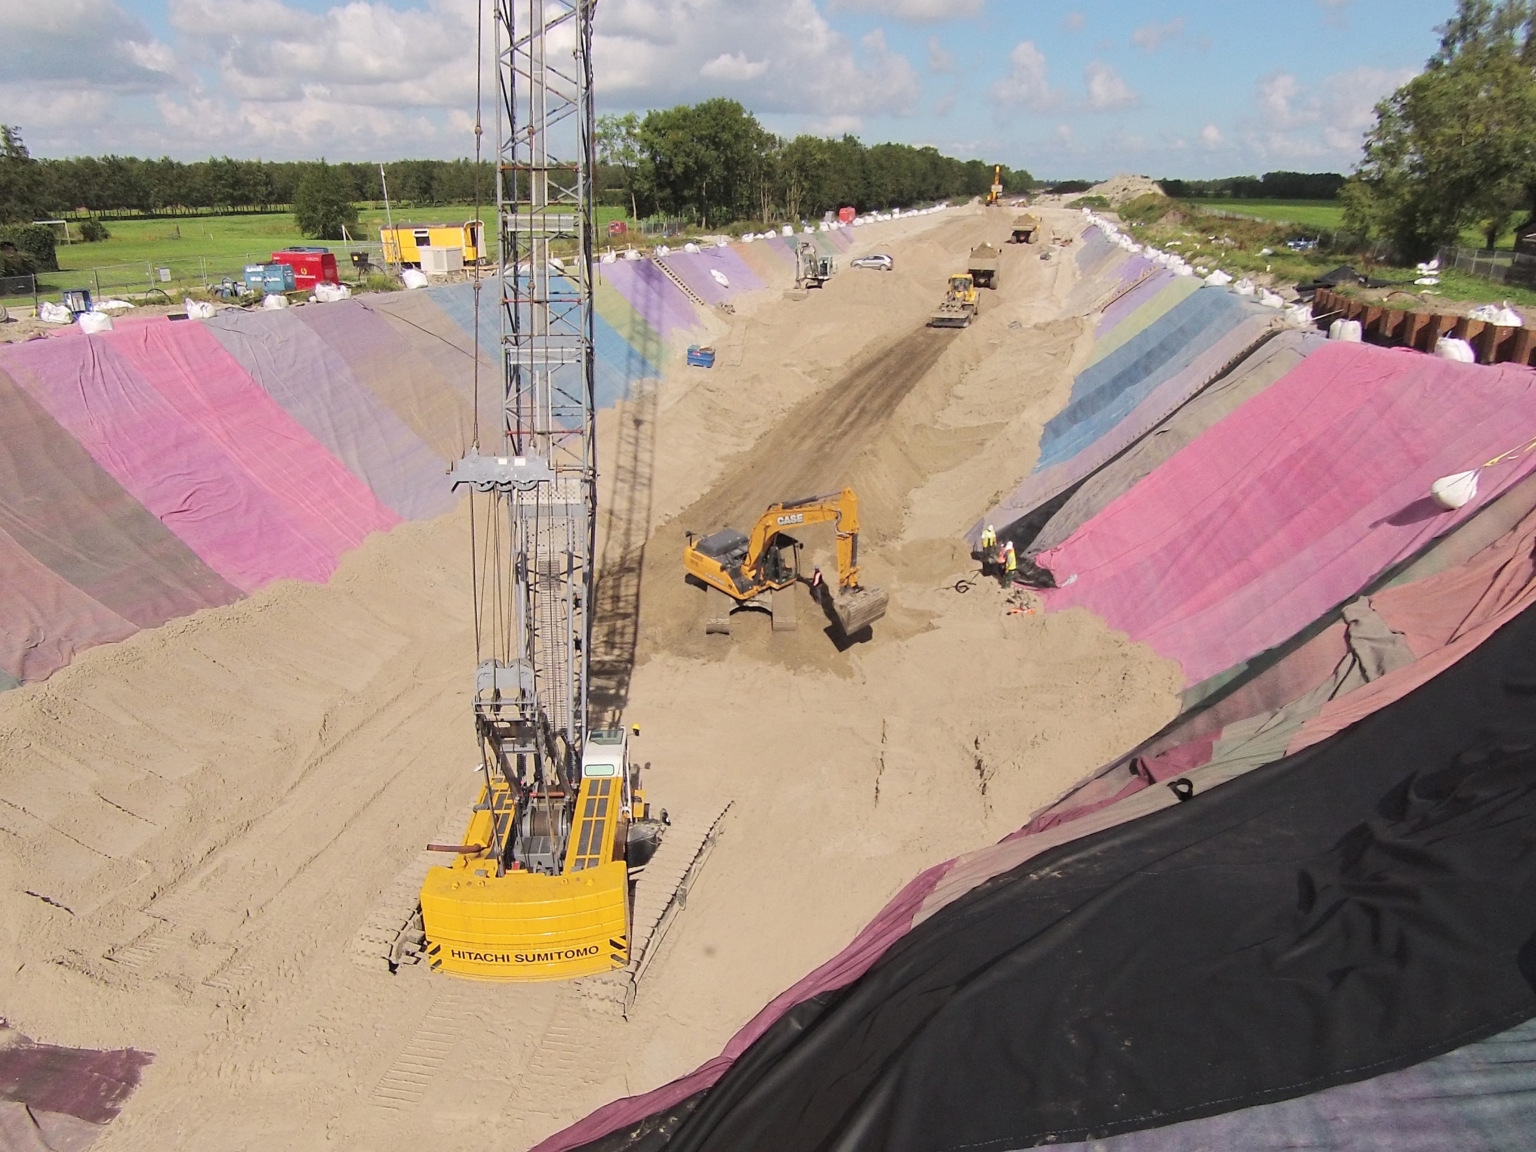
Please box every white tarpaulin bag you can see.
[262,293,290,309]
[401,270,429,290]
[710,268,730,288]
[1431,470,1479,509]
[1434,336,1475,362]
[184,299,216,319]
[39,301,72,324]
[77,311,113,333]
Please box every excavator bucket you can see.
[831,585,889,635]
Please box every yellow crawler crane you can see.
[684,487,890,637]
[421,727,657,980]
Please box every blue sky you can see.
[3,0,1452,177]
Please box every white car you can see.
[850,254,894,271]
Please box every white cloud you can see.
[700,52,771,81]
[827,0,983,20]
[1246,64,1415,162]
[990,40,1060,110]
[1,0,178,88]
[927,36,956,74]
[1131,17,1185,53]
[1056,123,1073,146]
[1061,12,1086,32]
[595,0,920,122]
[1083,61,1139,111]
[1200,123,1223,149]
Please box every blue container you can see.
[243,263,296,294]
[686,345,716,368]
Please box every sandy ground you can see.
[0,205,1181,1150]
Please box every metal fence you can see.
[1437,245,1536,289]
[1,243,397,308]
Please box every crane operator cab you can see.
[419,725,661,981]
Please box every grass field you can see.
[1188,199,1346,229]
[4,204,636,305]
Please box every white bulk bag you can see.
[401,270,429,290]
[184,299,216,319]
[683,242,699,254]
[1327,318,1363,342]
[262,292,290,309]
[1258,290,1285,309]
[1205,270,1232,286]
[710,268,730,288]
[1431,470,1479,510]
[1434,337,1475,362]
[39,300,72,323]
[77,311,114,333]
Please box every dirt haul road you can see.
[0,205,1181,1151]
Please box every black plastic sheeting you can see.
[573,604,1536,1152]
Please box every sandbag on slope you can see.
[543,601,1536,1152]
[1038,342,1536,686]
[1028,329,1324,555]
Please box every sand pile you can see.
[0,204,1181,1151]
[1087,174,1167,205]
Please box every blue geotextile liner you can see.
[1049,1017,1536,1152]
[429,279,662,410]
[1074,225,1118,274]
[1037,286,1249,470]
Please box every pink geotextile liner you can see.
[108,322,400,553]
[1,333,372,592]
[1291,499,1536,753]
[0,525,135,683]
[1038,342,1536,686]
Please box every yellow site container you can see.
[380,220,484,267]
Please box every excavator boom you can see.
[684,488,889,636]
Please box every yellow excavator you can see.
[929,273,980,328]
[684,488,890,637]
[987,164,1003,207]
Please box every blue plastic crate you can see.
[686,345,716,368]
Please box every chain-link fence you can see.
[1437,246,1536,289]
[1,243,399,310]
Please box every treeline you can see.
[0,131,490,223]
[1160,172,1347,200]
[598,100,1029,227]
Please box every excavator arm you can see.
[743,488,863,591]
[684,487,889,636]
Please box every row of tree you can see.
[597,100,1029,227]
[1346,0,1536,255]
[0,109,1025,232]
[0,132,491,223]
[1160,172,1348,201]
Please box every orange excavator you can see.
[684,488,889,637]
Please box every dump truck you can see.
[968,243,1000,290]
[684,488,890,638]
[1011,214,1042,245]
[929,273,979,328]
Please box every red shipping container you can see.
[838,206,856,225]
[271,248,340,290]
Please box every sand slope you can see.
[0,205,1180,1151]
